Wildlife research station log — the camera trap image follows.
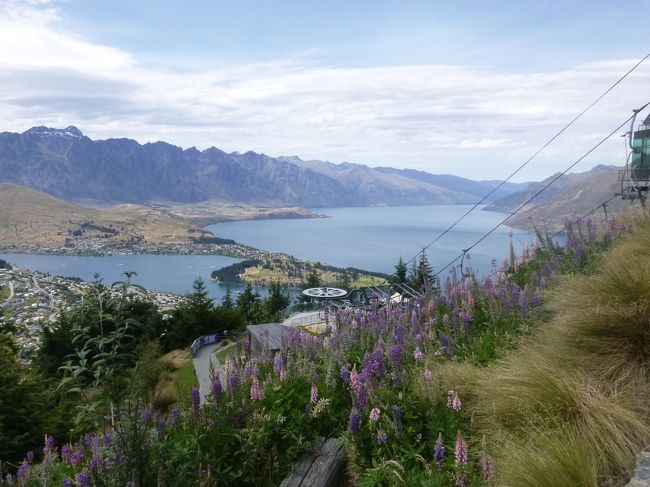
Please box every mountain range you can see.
[0,126,526,207]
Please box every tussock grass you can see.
[471,213,650,486]
[495,425,599,487]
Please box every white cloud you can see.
[0,1,648,182]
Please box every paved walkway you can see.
[191,343,225,404]
[282,311,324,327]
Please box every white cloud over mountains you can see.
[0,1,648,181]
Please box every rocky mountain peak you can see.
[23,125,84,138]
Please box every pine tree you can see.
[221,287,234,310]
[263,281,290,322]
[418,252,434,290]
[391,256,408,285]
[304,268,321,288]
[409,251,434,291]
[236,283,261,323]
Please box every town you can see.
[0,264,183,360]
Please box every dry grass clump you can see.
[472,215,650,486]
[495,425,599,487]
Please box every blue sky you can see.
[0,0,649,181]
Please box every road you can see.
[33,276,58,322]
[3,281,14,303]
[192,343,225,404]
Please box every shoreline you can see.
[0,240,389,288]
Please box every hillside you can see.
[0,126,523,207]
[0,183,215,245]
[505,168,643,230]
[484,164,617,214]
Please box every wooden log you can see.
[279,438,346,487]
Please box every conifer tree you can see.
[391,256,408,285]
[221,287,234,310]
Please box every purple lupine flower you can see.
[191,386,201,412]
[460,312,471,333]
[376,430,388,445]
[354,382,368,409]
[279,366,287,381]
[433,432,446,469]
[61,444,73,463]
[62,476,74,487]
[348,410,361,434]
[71,446,85,466]
[16,460,29,479]
[391,405,402,434]
[75,471,92,487]
[447,389,462,411]
[369,407,381,422]
[389,343,404,370]
[454,431,468,466]
[310,383,319,404]
[455,474,467,487]
[339,363,350,384]
[273,353,283,372]
[5,474,13,483]
[158,418,166,439]
[250,376,265,401]
[228,371,239,393]
[141,408,154,423]
[211,375,222,403]
[413,346,423,361]
[26,450,34,463]
[442,314,450,328]
[43,435,55,455]
[170,407,180,427]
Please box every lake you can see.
[0,253,249,301]
[208,205,533,275]
[1,205,533,301]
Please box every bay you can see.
[207,205,534,276]
[0,253,249,301]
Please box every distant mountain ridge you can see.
[506,167,639,231]
[484,164,618,213]
[0,126,526,207]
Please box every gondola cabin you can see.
[620,113,650,202]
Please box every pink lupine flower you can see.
[310,383,319,404]
[250,376,265,401]
[369,407,381,422]
[454,431,468,466]
[413,346,423,361]
[447,389,462,411]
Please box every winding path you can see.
[192,343,225,404]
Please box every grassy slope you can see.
[508,170,643,231]
[0,183,213,245]
[469,214,650,486]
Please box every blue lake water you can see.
[0,253,249,301]
[1,205,534,301]
[208,205,533,275]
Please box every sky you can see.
[0,0,649,181]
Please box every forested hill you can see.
[0,126,524,207]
